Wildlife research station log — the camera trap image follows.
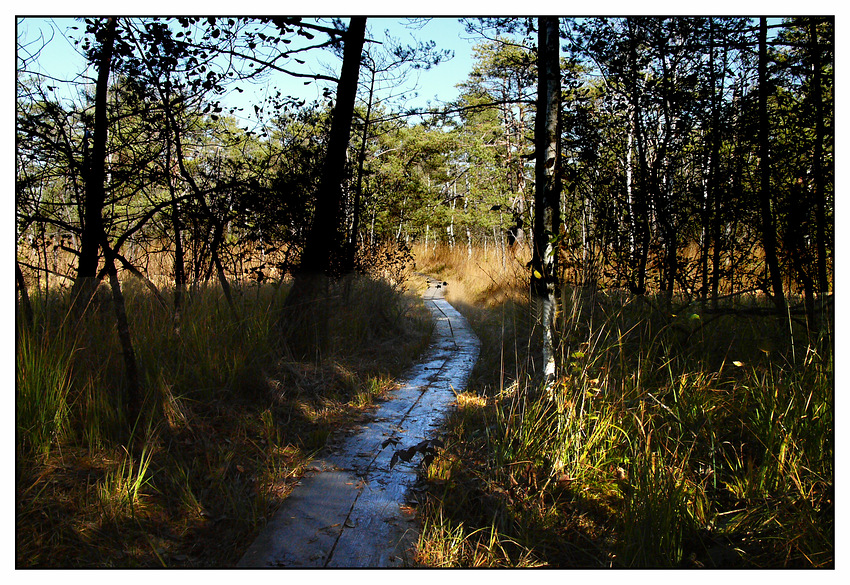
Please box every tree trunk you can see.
[626,20,650,295]
[281,17,366,351]
[209,219,236,313]
[61,18,143,423]
[708,18,729,309]
[158,78,237,317]
[657,45,677,307]
[347,61,376,272]
[531,16,562,389]
[71,17,118,313]
[171,198,185,318]
[788,178,815,325]
[809,20,829,296]
[757,18,785,313]
[294,16,367,280]
[161,84,185,324]
[700,162,710,305]
[701,18,718,307]
[102,236,143,426]
[625,105,636,266]
[16,260,34,330]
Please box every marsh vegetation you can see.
[413,244,832,568]
[17,16,832,567]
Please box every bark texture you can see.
[531,17,562,387]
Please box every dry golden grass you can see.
[16,267,432,568]
[411,243,833,569]
[413,242,529,308]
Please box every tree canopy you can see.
[17,16,833,325]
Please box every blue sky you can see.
[17,17,482,127]
[15,14,799,130]
[368,18,479,107]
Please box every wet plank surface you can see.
[237,277,480,567]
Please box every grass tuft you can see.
[16,323,74,460]
[16,271,431,567]
[412,243,833,568]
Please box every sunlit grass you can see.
[97,442,155,522]
[412,243,833,568]
[16,270,432,567]
[417,509,544,567]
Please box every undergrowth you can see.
[412,243,833,568]
[16,272,431,567]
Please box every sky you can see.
[16,16,482,128]
[14,13,799,124]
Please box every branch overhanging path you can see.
[238,277,481,567]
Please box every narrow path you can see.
[238,276,480,567]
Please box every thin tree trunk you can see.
[464,194,472,259]
[496,223,505,270]
[714,81,742,309]
[16,260,34,330]
[348,63,376,272]
[700,162,710,305]
[656,40,677,307]
[158,78,237,316]
[40,223,49,294]
[708,19,729,309]
[102,236,143,426]
[625,105,636,264]
[209,220,236,312]
[161,83,186,324]
[701,18,717,307]
[626,20,650,295]
[810,20,829,296]
[171,197,185,319]
[758,18,785,313]
[71,17,118,313]
[531,16,562,390]
[448,194,455,249]
[788,178,815,325]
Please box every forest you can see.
[16,16,833,568]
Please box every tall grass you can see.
[413,243,833,568]
[16,321,74,459]
[16,271,431,567]
[97,440,155,522]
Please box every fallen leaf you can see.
[381,437,400,449]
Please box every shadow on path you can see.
[238,276,480,567]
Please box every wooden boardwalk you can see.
[237,278,480,567]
